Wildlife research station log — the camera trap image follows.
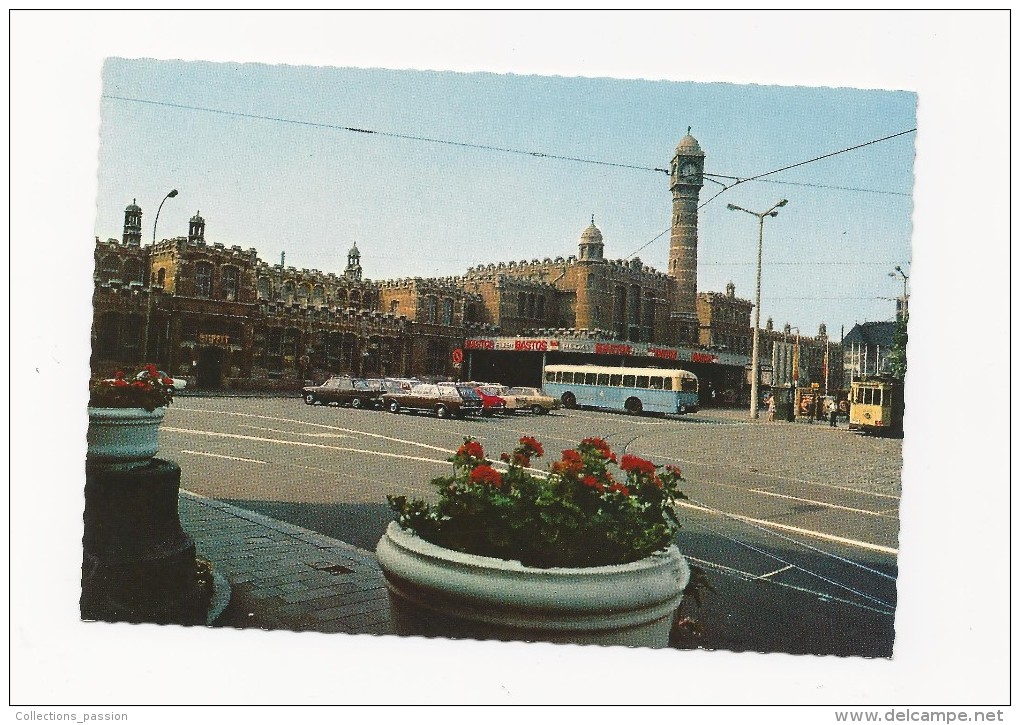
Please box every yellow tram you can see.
[848,377,904,436]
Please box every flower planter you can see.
[86,407,166,470]
[376,521,690,648]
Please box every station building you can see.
[90,130,838,403]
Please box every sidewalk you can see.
[179,491,394,635]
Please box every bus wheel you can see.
[561,392,577,409]
[625,397,643,414]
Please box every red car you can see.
[474,386,508,416]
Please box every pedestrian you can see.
[828,398,838,428]
[767,394,776,422]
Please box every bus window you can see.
[636,375,649,388]
[622,375,635,387]
[597,373,610,386]
[681,377,698,392]
[610,374,622,386]
[649,377,663,390]
[584,373,597,386]
[662,377,672,391]
[545,370,556,383]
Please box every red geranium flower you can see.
[457,440,485,460]
[469,465,503,487]
[608,482,631,496]
[620,454,656,476]
[518,436,544,457]
[582,437,613,457]
[665,464,683,478]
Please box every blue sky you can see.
[95,59,915,339]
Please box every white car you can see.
[136,369,188,391]
[500,386,560,415]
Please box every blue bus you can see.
[543,364,699,415]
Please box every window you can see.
[195,262,213,298]
[123,258,143,285]
[283,281,295,302]
[662,377,673,391]
[222,266,239,301]
[424,296,437,324]
[649,376,664,390]
[545,370,556,383]
[636,375,649,388]
[390,300,400,314]
[442,298,454,326]
[584,373,597,386]
[610,374,622,386]
[623,374,635,387]
[518,291,527,318]
[597,373,610,386]
[156,268,166,288]
[99,255,121,281]
[312,285,325,305]
[257,276,271,300]
[536,296,545,318]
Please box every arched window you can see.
[424,296,437,324]
[349,290,362,309]
[195,262,213,298]
[156,268,166,288]
[123,258,143,285]
[298,283,311,301]
[99,255,121,282]
[282,280,295,302]
[312,285,324,305]
[442,298,454,326]
[390,299,400,314]
[257,276,271,300]
[221,265,239,301]
[335,288,348,308]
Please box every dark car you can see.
[381,382,483,419]
[302,376,382,408]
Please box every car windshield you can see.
[353,380,372,391]
[455,386,481,400]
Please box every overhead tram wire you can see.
[623,128,916,259]
[101,94,672,176]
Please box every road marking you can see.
[240,424,349,439]
[164,426,450,466]
[180,450,268,464]
[678,501,899,555]
[756,564,794,580]
[174,406,454,454]
[748,489,891,517]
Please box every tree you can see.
[888,311,908,379]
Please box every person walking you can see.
[828,398,839,428]
[767,393,776,422]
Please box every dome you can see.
[675,129,704,156]
[190,210,204,222]
[348,242,360,257]
[580,221,603,244]
[125,199,141,212]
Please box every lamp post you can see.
[888,265,909,321]
[144,189,178,362]
[727,198,788,419]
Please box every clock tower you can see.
[668,129,705,342]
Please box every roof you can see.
[842,321,896,347]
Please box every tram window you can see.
[622,375,635,387]
[584,373,597,386]
[636,375,649,388]
[597,373,610,386]
[649,377,663,390]
[610,374,622,386]
[662,377,673,391]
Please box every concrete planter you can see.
[86,407,166,470]
[376,521,690,648]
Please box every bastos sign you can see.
[462,337,740,367]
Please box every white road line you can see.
[174,406,453,453]
[756,564,794,580]
[678,501,899,555]
[749,489,891,517]
[180,450,268,464]
[164,426,450,466]
[240,424,349,439]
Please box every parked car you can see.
[135,369,187,391]
[302,376,382,408]
[381,381,483,419]
[474,386,508,416]
[500,386,561,415]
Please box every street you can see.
[162,395,902,657]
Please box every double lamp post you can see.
[727,198,788,420]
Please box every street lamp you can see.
[144,189,178,362]
[888,265,909,320]
[727,198,788,419]
[152,189,178,245]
